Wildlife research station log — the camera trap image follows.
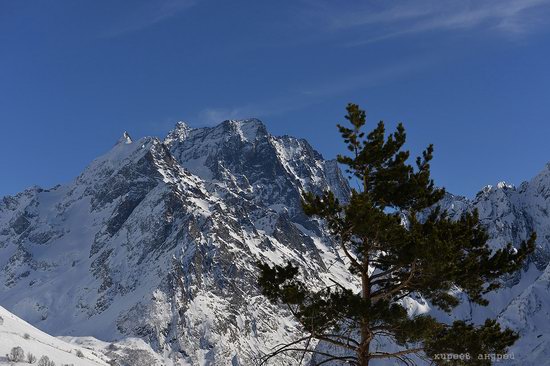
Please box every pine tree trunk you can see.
[358,264,370,366]
[358,338,370,366]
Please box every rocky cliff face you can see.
[1,120,549,365]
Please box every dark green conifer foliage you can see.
[258,103,536,366]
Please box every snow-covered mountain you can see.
[1,119,549,365]
[0,120,353,365]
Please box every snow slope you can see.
[0,305,108,365]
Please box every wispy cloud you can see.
[196,97,312,126]
[302,0,550,45]
[103,0,197,37]
[197,107,250,126]
[195,57,433,126]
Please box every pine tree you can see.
[258,103,535,366]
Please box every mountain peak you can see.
[222,118,267,141]
[165,121,192,144]
[477,181,515,196]
[496,181,515,190]
[174,121,191,131]
[117,131,133,145]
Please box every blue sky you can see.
[1,0,550,198]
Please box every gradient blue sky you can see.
[2,0,550,198]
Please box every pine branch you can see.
[371,262,416,302]
[314,334,358,352]
[298,334,313,366]
[369,266,399,281]
[319,333,361,347]
[260,343,358,366]
[329,278,348,291]
[369,347,424,359]
[316,355,359,366]
[339,229,364,274]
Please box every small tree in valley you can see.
[7,346,25,362]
